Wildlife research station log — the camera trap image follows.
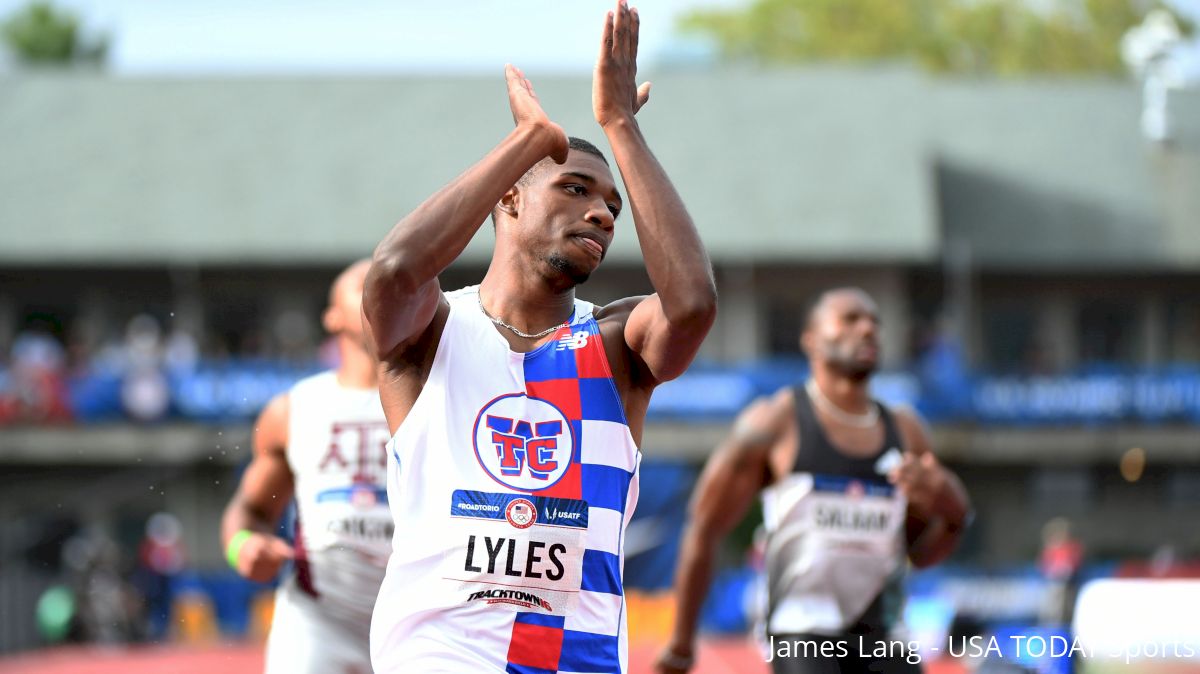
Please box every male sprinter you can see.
[222,259,391,674]
[365,2,716,672]
[658,288,970,674]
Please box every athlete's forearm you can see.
[220,496,277,547]
[666,523,720,657]
[369,124,562,295]
[603,118,715,324]
[908,517,958,568]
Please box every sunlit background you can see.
[2,0,1199,672]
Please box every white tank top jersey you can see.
[371,286,642,674]
[284,371,393,627]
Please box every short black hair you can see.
[492,136,609,225]
[803,287,876,331]
[516,136,608,186]
[566,136,607,164]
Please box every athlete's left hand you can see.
[888,451,949,517]
[593,0,652,128]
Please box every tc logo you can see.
[473,393,574,491]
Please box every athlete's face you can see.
[323,260,370,345]
[802,290,881,380]
[508,151,621,286]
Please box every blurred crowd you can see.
[0,310,334,426]
[32,513,188,646]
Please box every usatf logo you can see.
[473,393,574,492]
[543,506,583,523]
[505,498,537,529]
[555,331,590,351]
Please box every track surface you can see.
[0,640,761,674]
[0,641,984,674]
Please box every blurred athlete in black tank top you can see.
[657,288,970,674]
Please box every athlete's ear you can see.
[496,186,519,220]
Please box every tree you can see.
[679,0,1191,75]
[2,1,106,65]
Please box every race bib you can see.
[803,474,905,555]
[439,490,589,616]
[306,484,393,556]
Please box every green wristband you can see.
[226,529,254,570]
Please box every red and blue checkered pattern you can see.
[506,316,636,674]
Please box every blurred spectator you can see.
[163,327,199,373]
[124,314,162,369]
[12,326,66,372]
[120,315,171,421]
[1,324,73,424]
[62,526,141,644]
[1038,518,1084,626]
[916,315,972,418]
[133,512,187,640]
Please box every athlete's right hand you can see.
[234,533,294,582]
[505,63,569,164]
[653,644,695,674]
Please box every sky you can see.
[0,0,1197,79]
[0,0,738,75]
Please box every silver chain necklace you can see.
[477,293,568,340]
[805,379,879,428]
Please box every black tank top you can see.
[777,384,907,635]
[792,384,905,482]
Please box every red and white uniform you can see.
[265,371,391,674]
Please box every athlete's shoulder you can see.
[756,386,796,419]
[731,387,793,446]
[253,392,291,454]
[887,403,933,454]
[593,295,649,324]
[259,391,290,420]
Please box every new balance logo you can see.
[555,331,590,351]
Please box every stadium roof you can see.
[1,68,1196,268]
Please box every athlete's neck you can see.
[335,335,378,389]
[810,365,872,414]
[478,265,576,336]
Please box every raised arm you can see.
[656,395,787,674]
[889,408,971,568]
[221,394,296,582]
[594,2,716,383]
[363,65,570,360]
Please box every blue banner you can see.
[14,359,1200,426]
